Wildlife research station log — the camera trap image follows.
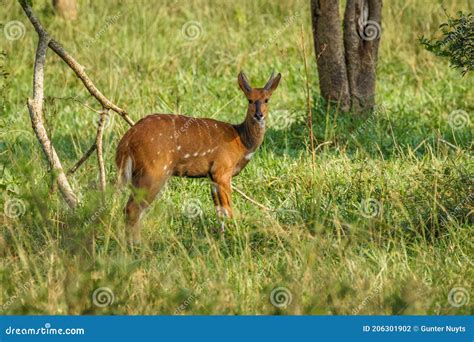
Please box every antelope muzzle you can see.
[254,100,264,122]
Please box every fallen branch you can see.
[67,143,96,175]
[96,109,108,191]
[25,24,78,208]
[232,186,273,212]
[48,40,134,126]
[20,2,134,127]
[19,0,134,206]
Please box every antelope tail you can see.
[117,154,133,186]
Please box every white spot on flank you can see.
[193,152,198,157]
[207,149,211,153]
[169,136,173,139]
[214,124,218,128]
[159,133,162,136]
[177,146,181,151]
[164,165,168,170]
[157,151,160,155]
[201,152,207,156]
[151,137,154,142]
[184,154,190,158]
[245,152,255,160]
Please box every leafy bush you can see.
[420,10,473,75]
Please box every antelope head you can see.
[238,71,281,128]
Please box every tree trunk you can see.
[344,0,382,112]
[310,0,350,111]
[52,0,77,20]
[310,0,382,113]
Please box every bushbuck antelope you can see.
[116,71,281,241]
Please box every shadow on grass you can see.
[265,97,472,159]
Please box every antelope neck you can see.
[234,115,266,152]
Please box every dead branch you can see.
[48,40,134,126]
[232,186,273,212]
[96,109,108,191]
[19,0,135,207]
[67,143,96,175]
[20,2,134,127]
[25,24,78,208]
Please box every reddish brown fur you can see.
[116,72,281,242]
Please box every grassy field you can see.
[1,0,473,315]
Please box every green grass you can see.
[1,0,473,315]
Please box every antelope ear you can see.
[265,72,281,93]
[238,71,252,95]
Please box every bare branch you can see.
[67,143,97,175]
[96,109,107,191]
[48,40,134,126]
[18,0,137,207]
[232,186,273,212]
[26,29,78,208]
[19,1,134,126]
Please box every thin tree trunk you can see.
[310,0,350,111]
[344,0,382,112]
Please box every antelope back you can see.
[116,114,247,182]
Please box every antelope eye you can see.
[248,100,253,104]
[264,99,269,103]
